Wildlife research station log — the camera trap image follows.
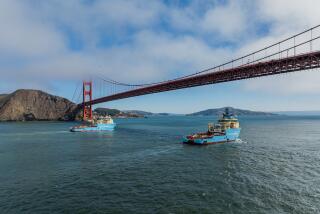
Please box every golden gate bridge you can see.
[73,25,320,120]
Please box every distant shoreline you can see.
[1,90,320,122]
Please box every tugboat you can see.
[70,115,116,132]
[183,108,241,145]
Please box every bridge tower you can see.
[82,81,92,121]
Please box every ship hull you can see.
[183,128,240,145]
[70,123,116,132]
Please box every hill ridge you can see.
[187,107,276,116]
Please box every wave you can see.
[233,138,248,144]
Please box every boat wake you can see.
[233,138,247,144]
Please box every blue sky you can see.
[1,0,320,113]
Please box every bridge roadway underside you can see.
[85,51,320,106]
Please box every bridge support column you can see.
[83,81,92,121]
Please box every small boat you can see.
[70,116,116,132]
[183,108,241,145]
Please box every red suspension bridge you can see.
[74,25,320,120]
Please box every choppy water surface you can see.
[1,116,320,213]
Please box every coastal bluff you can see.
[0,89,79,121]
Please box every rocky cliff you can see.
[0,89,79,121]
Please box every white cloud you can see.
[33,0,164,47]
[0,0,65,57]
[166,7,197,32]
[201,1,247,38]
[94,0,162,27]
[258,0,320,31]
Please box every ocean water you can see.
[0,116,320,213]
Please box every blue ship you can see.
[183,108,241,145]
[70,116,116,132]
